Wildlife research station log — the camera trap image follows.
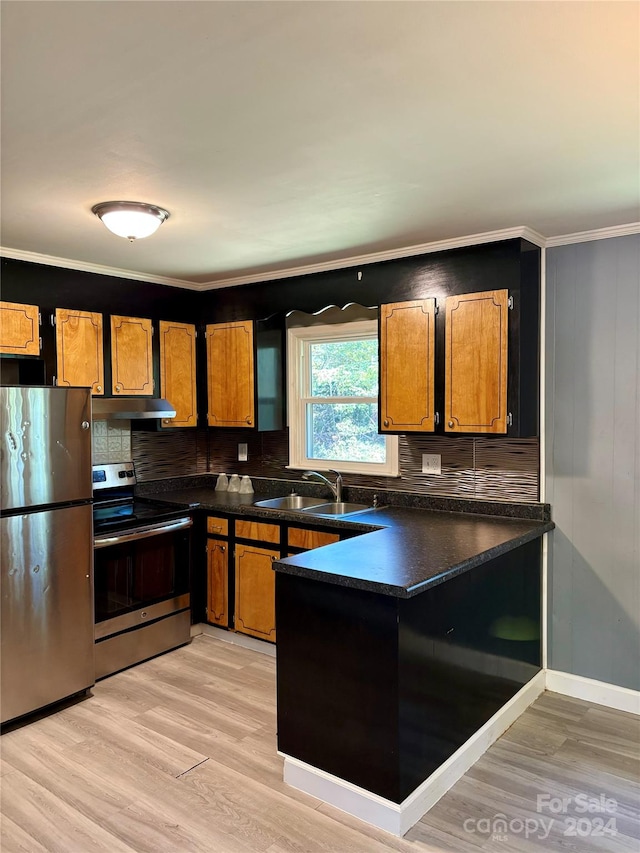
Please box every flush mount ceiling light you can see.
[91,201,170,242]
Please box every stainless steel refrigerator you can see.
[1,386,94,724]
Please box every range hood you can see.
[92,398,177,420]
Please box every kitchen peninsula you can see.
[143,476,553,835]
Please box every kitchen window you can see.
[287,320,399,476]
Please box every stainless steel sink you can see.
[254,495,326,511]
[300,502,373,517]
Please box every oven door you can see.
[94,517,192,636]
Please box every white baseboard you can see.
[283,757,404,835]
[545,669,640,715]
[282,669,546,837]
[191,622,277,657]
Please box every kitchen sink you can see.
[300,502,373,517]
[254,495,326,511]
[253,496,376,517]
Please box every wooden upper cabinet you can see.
[110,315,153,396]
[0,301,40,356]
[379,299,436,432]
[159,320,197,428]
[445,289,509,434]
[206,320,255,427]
[55,308,104,395]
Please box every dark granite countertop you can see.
[141,481,554,599]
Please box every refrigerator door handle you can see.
[94,517,193,549]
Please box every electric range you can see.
[91,462,193,679]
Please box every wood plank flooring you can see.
[1,635,638,852]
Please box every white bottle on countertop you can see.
[215,473,228,491]
[227,474,241,492]
[239,475,254,494]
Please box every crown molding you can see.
[0,246,200,290]
[7,223,637,294]
[1,227,545,293]
[197,226,547,290]
[545,222,640,248]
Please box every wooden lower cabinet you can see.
[206,517,342,642]
[234,543,277,643]
[207,516,229,537]
[235,519,280,545]
[288,527,340,550]
[207,539,229,627]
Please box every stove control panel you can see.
[92,462,137,491]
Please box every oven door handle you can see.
[94,517,193,549]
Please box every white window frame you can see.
[287,320,399,477]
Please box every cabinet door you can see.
[235,543,277,642]
[445,290,509,434]
[55,309,104,395]
[0,301,40,356]
[159,321,197,428]
[207,539,229,627]
[110,315,154,395]
[206,321,255,427]
[380,299,436,432]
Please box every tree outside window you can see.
[288,321,398,476]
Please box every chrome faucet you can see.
[302,469,343,503]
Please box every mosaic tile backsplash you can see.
[132,427,540,502]
[92,419,132,465]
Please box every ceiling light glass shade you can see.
[91,201,170,241]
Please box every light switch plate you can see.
[422,453,441,475]
[238,443,248,462]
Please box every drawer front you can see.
[235,520,280,544]
[207,516,229,537]
[288,527,340,550]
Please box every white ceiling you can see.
[1,1,638,289]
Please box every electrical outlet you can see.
[238,443,248,462]
[422,453,441,475]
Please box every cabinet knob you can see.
[220,545,226,553]
[95,385,102,392]
[383,419,389,428]
[246,417,252,425]
[115,384,122,393]
[448,421,454,428]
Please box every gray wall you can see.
[546,234,640,690]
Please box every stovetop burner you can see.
[93,498,190,533]
[92,462,191,535]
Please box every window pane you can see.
[310,339,378,397]
[307,403,386,462]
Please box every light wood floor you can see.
[1,635,638,853]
